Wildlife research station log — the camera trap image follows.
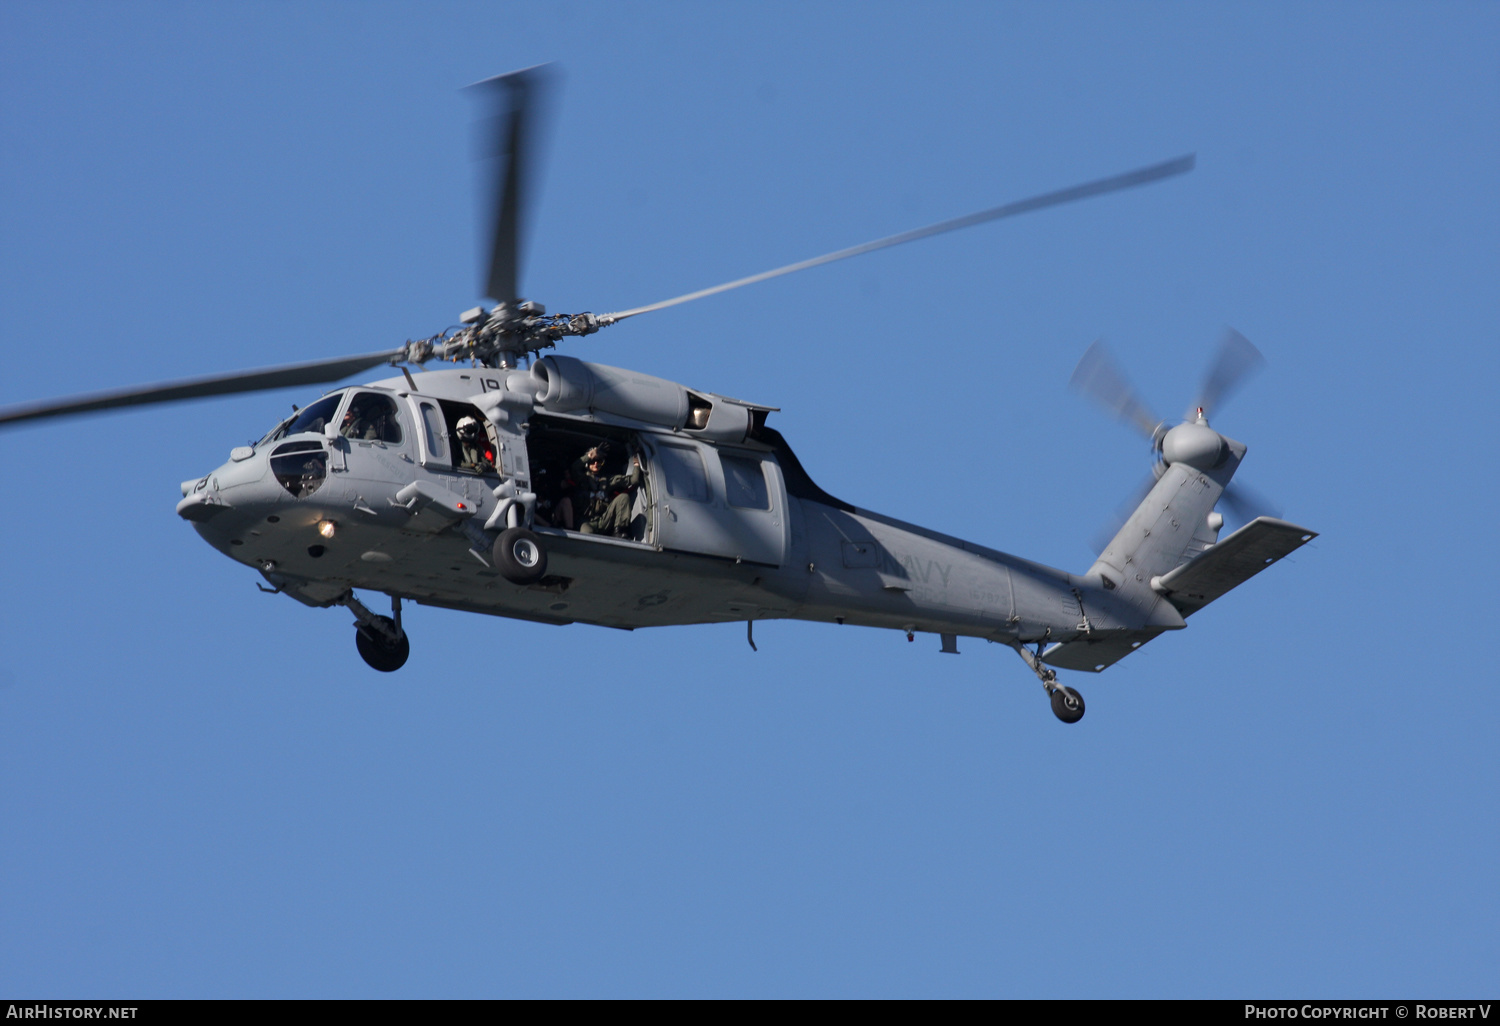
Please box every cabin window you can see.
[340,392,403,444]
[656,443,710,503]
[722,454,770,510]
[419,402,447,461]
[283,393,344,438]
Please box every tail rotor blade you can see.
[1220,479,1282,530]
[1070,339,1162,440]
[1194,327,1265,420]
[471,64,558,307]
[1090,469,1160,555]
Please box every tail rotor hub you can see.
[1160,421,1228,470]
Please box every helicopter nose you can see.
[214,449,271,492]
[175,450,279,524]
[176,482,229,523]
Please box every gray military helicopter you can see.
[0,67,1315,722]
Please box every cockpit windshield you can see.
[264,391,346,443]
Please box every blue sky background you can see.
[1,1,1496,998]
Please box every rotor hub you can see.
[1161,421,1228,470]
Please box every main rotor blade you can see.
[1070,338,1162,439]
[600,154,1195,324]
[472,64,557,307]
[1193,327,1265,420]
[0,350,404,428]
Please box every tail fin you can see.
[1088,433,1245,596]
[1038,438,1242,674]
[1048,333,1312,674]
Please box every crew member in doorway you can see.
[455,416,496,474]
[568,442,641,537]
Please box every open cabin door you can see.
[641,437,788,567]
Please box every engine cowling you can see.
[532,355,594,412]
[533,356,693,429]
[691,398,750,442]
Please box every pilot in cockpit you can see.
[341,394,395,442]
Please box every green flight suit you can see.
[459,439,495,474]
[569,457,641,537]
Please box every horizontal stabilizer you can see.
[1043,517,1316,672]
[1042,628,1172,673]
[1153,516,1317,617]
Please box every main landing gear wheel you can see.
[494,526,547,584]
[1049,685,1085,724]
[355,615,410,672]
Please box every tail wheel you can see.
[355,615,409,672]
[1050,686,1085,724]
[494,526,547,584]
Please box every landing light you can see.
[317,520,337,539]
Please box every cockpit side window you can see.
[340,392,403,444]
[281,392,344,438]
